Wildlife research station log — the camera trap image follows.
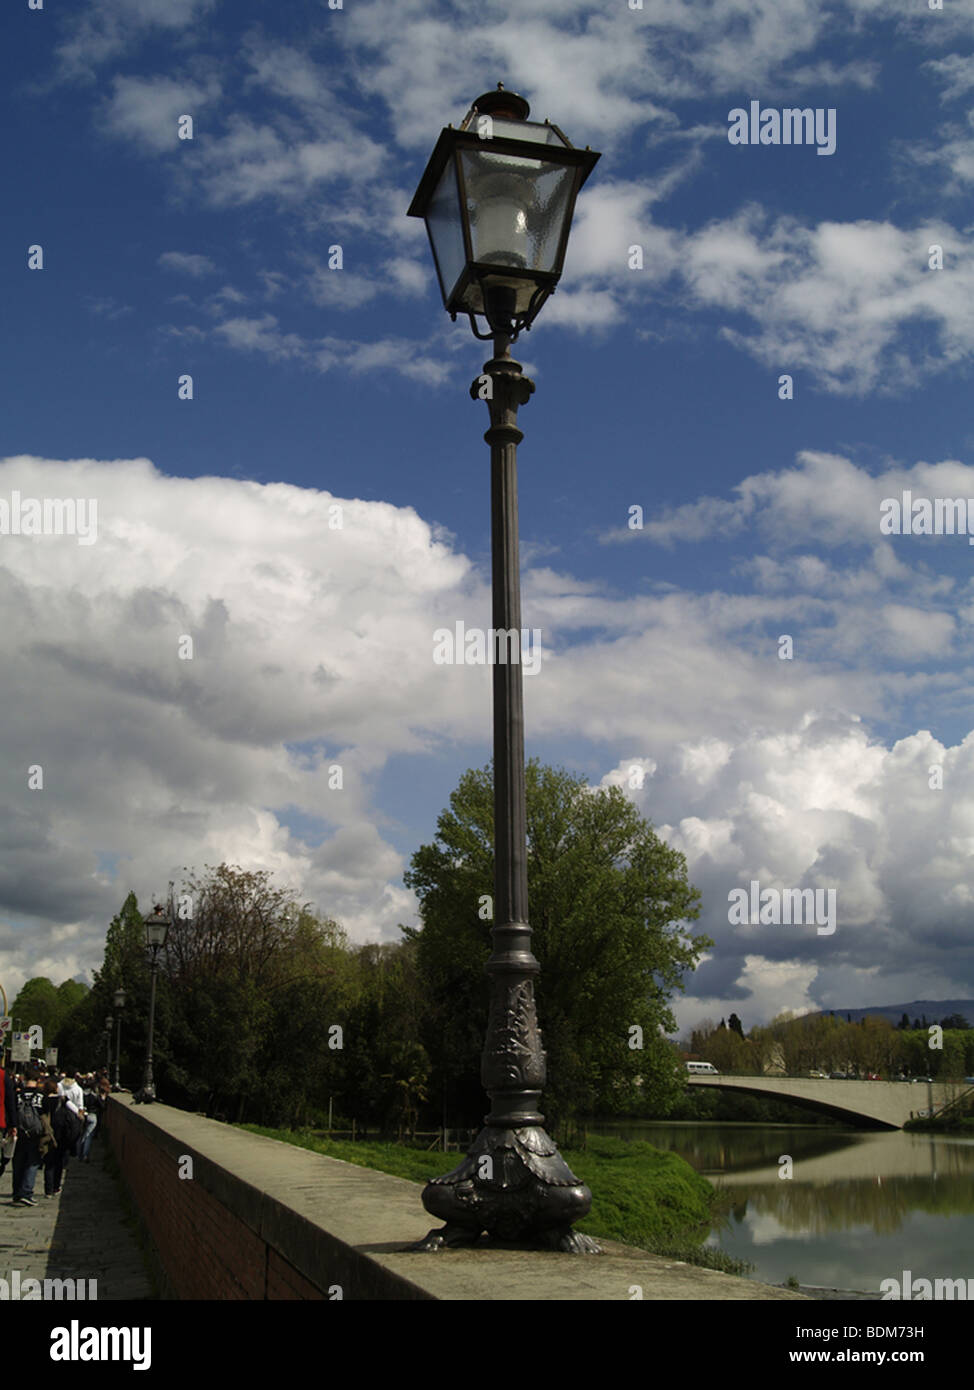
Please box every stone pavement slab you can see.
[1,1131,156,1300]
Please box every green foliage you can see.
[565,1135,713,1248]
[710,1010,974,1082]
[10,977,61,1035]
[52,891,155,1077]
[162,866,351,1123]
[403,760,709,1126]
[11,976,92,1060]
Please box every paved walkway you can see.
[1,1131,156,1300]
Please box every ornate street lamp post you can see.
[104,1015,113,1074]
[113,988,126,1090]
[408,85,601,1253]
[136,905,169,1104]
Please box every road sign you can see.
[0,1016,11,1036]
[11,1032,30,1063]
[45,1047,58,1067]
[28,1024,43,1049]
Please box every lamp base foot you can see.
[411,1222,483,1252]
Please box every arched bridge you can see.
[686,1074,968,1129]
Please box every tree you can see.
[162,864,310,1120]
[688,1018,717,1057]
[51,893,152,1076]
[940,1014,970,1031]
[703,1026,750,1074]
[403,760,709,1127]
[10,978,62,1037]
[939,1034,965,1081]
[728,1013,745,1038]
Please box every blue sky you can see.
[3,0,974,1032]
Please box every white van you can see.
[684,1061,719,1075]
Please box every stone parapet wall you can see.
[102,1095,807,1301]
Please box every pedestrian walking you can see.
[79,1073,102,1161]
[11,1067,46,1206]
[58,1068,84,1115]
[40,1078,61,1193]
[46,1079,83,1195]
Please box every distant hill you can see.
[814,1000,974,1026]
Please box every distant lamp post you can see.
[113,988,126,1090]
[104,1015,113,1073]
[408,85,601,1253]
[136,905,169,1104]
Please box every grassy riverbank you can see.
[237,1126,746,1274]
[904,1114,974,1134]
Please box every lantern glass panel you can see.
[426,157,467,307]
[459,148,576,277]
[146,919,168,948]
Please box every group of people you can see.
[0,1062,111,1207]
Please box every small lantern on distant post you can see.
[408,84,599,340]
[144,906,170,952]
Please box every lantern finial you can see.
[472,86,530,122]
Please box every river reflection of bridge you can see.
[709,1131,974,1242]
[713,1129,974,1186]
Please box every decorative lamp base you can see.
[411,1125,601,1253]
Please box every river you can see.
[589,1120,974,1294]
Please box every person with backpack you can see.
[11,1067,45,1206]
[44,1078,82,1196]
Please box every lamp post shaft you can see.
[481,330,544,1130]
[414,309,598,1252]
[490,336,529,932]
[142,951,159,1102]
[114,1014,122,1090]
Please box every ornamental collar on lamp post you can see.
[143,905,170,951]
[113,988,126,1009]
[407,83,600,341]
